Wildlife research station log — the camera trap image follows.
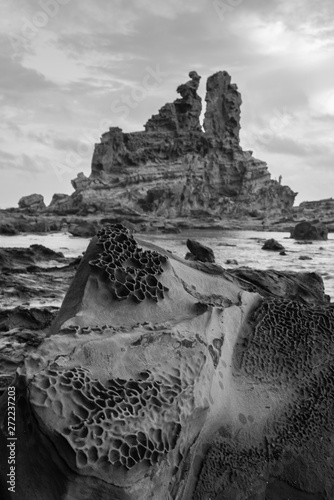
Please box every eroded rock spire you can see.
[144,70,202,132]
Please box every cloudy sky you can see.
[1,0,333,208]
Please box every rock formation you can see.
[145,70,202,133]
[185,239,215,263]
[18,194,46,211]
[291,221,328,241]
[48,70,296,222]
[1,224,333,500]
[261,238,285,251]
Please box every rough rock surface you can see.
[292,198,334,232]
[0,210,67,233]
[47,71,296,221]
[145,71,202,133]
[262,238,286,251]
[0,245,64,272]
[185,239,215,263]
[1,224,333,500]
[68,221,99,238]
[291,221,328,241]
[0,246,80,308]
[18,193,46,211]
[0,246,82,396]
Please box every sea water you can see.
[0,231,333,300]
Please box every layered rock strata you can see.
[1,224,333,500]
[48,71,296,221]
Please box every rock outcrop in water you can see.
[4,71,334,234]
[47,70,296,223]
[291,221,328,241]
[1,224,333,500]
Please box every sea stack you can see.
[49,70,297,220]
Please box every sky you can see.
[1,0,334,208]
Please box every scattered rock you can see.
[47,193,74,214]
[18,193,46,211]
[261,239,285,251]
[0,222,18,235]
[291,221,328,241]
[0,247,79,311]
[185,239,215,262]
[229,268,329,304]
[68,222,98,238]
[30,245,64,259]
[0,306,56,333]
[0,246,65,272]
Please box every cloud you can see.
[0,0,333,206]
[256,136,311,157]
[0,53,55,99]
[0,149,17,162]
[0,151,46,173]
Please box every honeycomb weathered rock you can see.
[89,224,168,302]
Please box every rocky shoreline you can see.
[1,70,333,236]
[1,207,333,238]
[1,224,334,499]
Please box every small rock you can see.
[279,251,287,256]
[185,239,215,263]
[68,222,98,238]
[262,239,285,251]
[299,256,313,260]
[225,259,239,265]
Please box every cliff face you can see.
[49,71,296,219]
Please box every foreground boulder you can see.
[185,239,215,262]
[291,221,328,240]
[0,224,334,500]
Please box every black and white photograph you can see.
[0,1,333,499]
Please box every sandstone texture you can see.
[291,221,328,241]
[292,198,334,232]
[18,193,46,211]
[45,70,297,225]
[1,224,333,500]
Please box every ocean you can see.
[0,230,333,300]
